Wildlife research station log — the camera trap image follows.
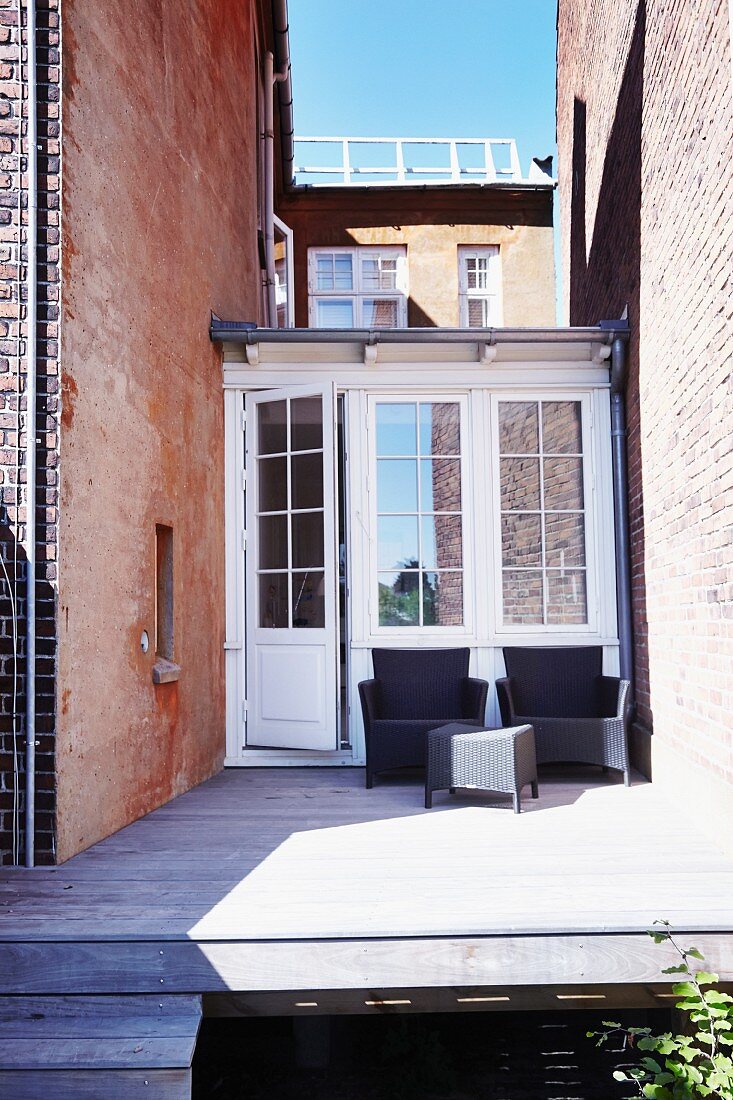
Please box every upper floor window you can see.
[458,246,501,327]
[308,246,407,328]
[273,215,294,328]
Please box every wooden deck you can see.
[2,767,733,1006]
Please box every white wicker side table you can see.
[425,722,538,813]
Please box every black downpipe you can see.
[610,336,634,692]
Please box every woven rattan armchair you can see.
[496,646,631,785]
[359,648,488,788]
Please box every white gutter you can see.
[24,0,38,868]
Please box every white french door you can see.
[245,385,339,750]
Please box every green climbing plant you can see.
[589,921,733,1098]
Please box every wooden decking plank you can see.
[0,1069,191,1100]
[0,1036,197,1069]
[1,934,733,995]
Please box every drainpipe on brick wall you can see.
[264,49,289,326]
[610,333,634,694]
[24,0,38,868]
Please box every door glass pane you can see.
[419,402,460,455]
[501,513,542,568]
[546,570,588,624]
[421,515,462,570]
[423,572,463,627]
[500,457,541,511]
[291,397,323,452]
[259,514,288,570]
[378,515,419,570]
[502,570,543,624]
[292,572,325,628]
[378,571,420,626]
[316,298,354,328]
[545,513,585,567]
[420,458,461,512]
[258,400,287,455]
[499,402,539,454]
[292,511,324,569]
[258,456,287,513]
[542,401,582,454]
[543,457,584,511]
[377,459,418,512]
[291,452,323,510]
[260,573,288,628]
[376,403,417,456]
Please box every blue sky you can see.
[287,0,557,180]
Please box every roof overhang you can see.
[212,323,629,382]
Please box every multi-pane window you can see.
[308,247,407,328]
[497,399,588,627]
[458,246,501,327]
[375,400,464,628]
[256,396,326,629]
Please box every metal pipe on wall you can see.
[610,335,634,691]
[24,0,38,867]
[264,50,288,327]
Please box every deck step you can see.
[0,994,201,1099]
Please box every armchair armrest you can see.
[461,677,488,723]
[495,677,517,726]
[596,675,631,719]
[358,678,382,733]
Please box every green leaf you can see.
[601,1020,622,1029]
[672,982,699,998]
[695,971,719,985]
[686,947,705,960]
[662,964,689,975]
[641,1057,663,1073]
[612,1070,629,1081]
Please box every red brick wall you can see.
[557,0,733,820]
[0,0,60,864]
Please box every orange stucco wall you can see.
[277,187,556,327]
[56,0,264,860]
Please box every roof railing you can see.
[292,136,549,187]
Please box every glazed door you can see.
[245,385,339,749]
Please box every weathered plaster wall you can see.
[278,188,555,328]
[557,0,733,845]
[57,0,263,860]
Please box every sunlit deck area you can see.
[2,768,733,1011]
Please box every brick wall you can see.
[0,0,59,865]
[557,0,733,828]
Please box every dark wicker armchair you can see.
[359,648,489,788]
[496,646,631,785]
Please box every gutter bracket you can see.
[364,332,379,366]
[592,343,612,364]
[479,342,497,365]
[245,342,260,367]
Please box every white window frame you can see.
[458,246,502,327]
[308,246,408,329]
[273,214,294,328]
[490,391,599,635]
[367,392,473,636]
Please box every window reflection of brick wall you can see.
[430,404,462,626]
[499,401,587,625]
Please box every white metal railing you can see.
[293,136,527,187]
